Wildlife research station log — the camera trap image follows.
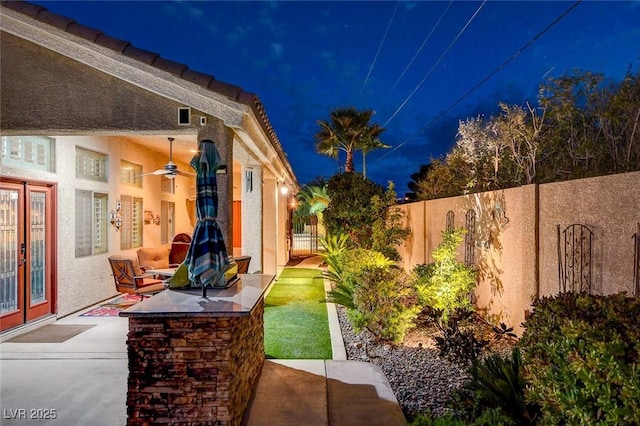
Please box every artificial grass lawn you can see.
[263,267,332,359]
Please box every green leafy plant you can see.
[335,249,420,344]
[369,182,411,261]
[520,292,640,425]
[321,233,356,310]
[414,228,477,321]
[410,408,516,426]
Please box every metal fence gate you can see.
[291,214,320,256]
[557,223,594,294]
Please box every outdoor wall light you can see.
[245,169,253,193]
[110,211,123,230]
[110,200,123,230]
[280,185,289,195]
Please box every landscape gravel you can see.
[336,306,469,419]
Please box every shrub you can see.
[337,249,420,344]
[323,173,384,247]
[323,173,410,260]
[369,182,411,261]
[410,408,516,426]
[434,318,486,365]
[414,228,476,321]
[519,292,640,425]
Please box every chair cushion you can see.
[169,242,190,265]
[137,247,170,271]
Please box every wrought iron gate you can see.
[557,223,594,294]
[291,214,320,256]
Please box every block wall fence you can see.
[396,171,640,333]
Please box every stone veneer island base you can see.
[120,274,274,426]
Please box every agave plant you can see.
[462,347,539,425]
[320,233,356,309]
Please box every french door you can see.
[0,180,56,332]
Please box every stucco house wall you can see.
[1,2,297,323]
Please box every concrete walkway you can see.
[0,257,406,425]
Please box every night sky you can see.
[40,1,640,193]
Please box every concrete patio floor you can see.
[0,257,406,425]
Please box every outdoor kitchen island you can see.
[120,274,275,426]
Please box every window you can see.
[120,195,143,249]
[76,147,107,181]
[1,136,55,172]
[121,160,142,187]
[75,190,108,257]
[160,200,175,244]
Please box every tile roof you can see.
[1,0,294,182]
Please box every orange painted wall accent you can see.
[233,201,242,248]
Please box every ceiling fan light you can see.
[166,174,176,179]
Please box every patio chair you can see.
[137,246,175,274]
[108,256,165,299]
[234,255,251,274]
[169,233,192,266]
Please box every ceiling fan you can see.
[144,137,194,179]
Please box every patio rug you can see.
[7,324,96,343]
[80,294,148,317]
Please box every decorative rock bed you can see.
[336,306,516,418]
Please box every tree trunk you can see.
[345,150,355,173]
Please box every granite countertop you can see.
[119,274,275,318]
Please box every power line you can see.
[382,0,487,128]
[359,2,400,98]
[389,1,453,93]
[376,0,582,162]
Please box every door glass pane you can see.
[30,192,46,304]
[0,189,19,314]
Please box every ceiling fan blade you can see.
[139,169,170,177]
[152,169,172,175]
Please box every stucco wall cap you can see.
[181,68,215,88]
[66,22,103,42]
[151,56,188,77]
[208,79,243,100]
[122,45,159,65]
[1,1,44,19]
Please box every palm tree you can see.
[315,107,388,174]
